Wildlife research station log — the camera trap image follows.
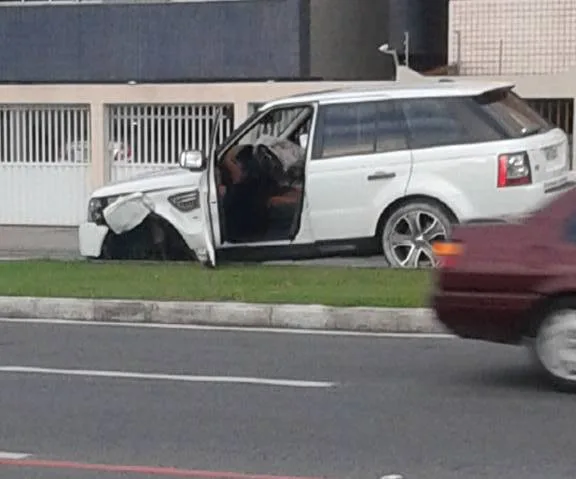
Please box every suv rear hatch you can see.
[474,88,569,188]
[529,132,570,191]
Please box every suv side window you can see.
[402,98,468,149]
[312,100,409,159]
[402,97,509,149]
[377,100,410,153]
[312,102,377,159]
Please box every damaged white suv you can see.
[79,80,572,268]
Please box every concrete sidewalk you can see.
[0,226,80,260]
[0,296,447,334]
[0,225,389,266]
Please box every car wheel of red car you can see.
[534,298,576,392]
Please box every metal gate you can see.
[107,104,235,182]
[526,98,575,167]
[0,104,91,226]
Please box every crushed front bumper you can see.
[78,222,109,258]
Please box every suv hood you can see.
[92,167,202,198]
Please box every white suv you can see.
[79,79,572,268]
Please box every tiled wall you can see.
[449,0,576,75]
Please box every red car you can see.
[431,183,576,392]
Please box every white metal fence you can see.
[1,95,574,227]
[0,102,236,225]
[246,102,310,137]
[107,104,235,182]
[0,105,92,225]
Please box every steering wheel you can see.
[255,144,285,182]
[286,163,304,184]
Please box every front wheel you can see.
[380,202,452,269]
[533,298,576,392]
[100,217,196,262]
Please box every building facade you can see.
[449,0,576,76]
[0,0,452,227]
[388,0,449,72]
[0,0,448,83]
[0,0,389,82]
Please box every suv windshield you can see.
[473,88,552,138]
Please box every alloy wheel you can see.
[387,210,448,268]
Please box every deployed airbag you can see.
[103,192,154,234]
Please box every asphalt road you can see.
[0,319,575,479]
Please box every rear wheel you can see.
[380,201,452,269]
[533,298,576,392]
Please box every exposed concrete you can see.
[0,226,390,266]
[0,226,80,260]
[0,296,448,334]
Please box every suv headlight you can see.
[88,198,105,224]
[88,196,119,224]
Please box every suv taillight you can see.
[497,152,531,188]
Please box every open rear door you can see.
[198,107,226,268]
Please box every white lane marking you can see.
[0,317,455,339]
[0,367,336,389]
[0,452,31,460]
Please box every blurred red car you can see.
[431,183,576,391]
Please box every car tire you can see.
[533,298,576,393]
[381,201,452,269]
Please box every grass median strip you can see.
[0,260,431,308]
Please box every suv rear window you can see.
[473,88,552,138]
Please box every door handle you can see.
[367,171,396,181]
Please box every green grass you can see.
[0,260,432,308]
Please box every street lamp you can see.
[378,43,400,70]
[378,43,400,80]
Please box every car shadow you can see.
[455,363,560,394]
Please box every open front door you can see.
[198,107,227,268]
[198,172,217,268]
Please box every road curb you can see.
[0,296,448,333]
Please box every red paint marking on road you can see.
[0,458,324,479]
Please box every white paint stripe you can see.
[0,452,31,460]
[0,367,336,389]
[0,318,455,339]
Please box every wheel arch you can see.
[524,291,576,338]
[102,213,195,261]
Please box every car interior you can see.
[216,106,313,244]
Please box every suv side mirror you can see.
[179,150,206,170]
[298,133,309,149]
